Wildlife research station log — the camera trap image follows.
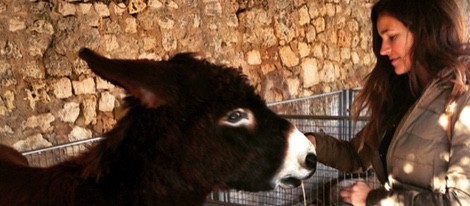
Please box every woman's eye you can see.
[389,35,397,41]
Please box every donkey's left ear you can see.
[78,48,171,108]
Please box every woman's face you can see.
[377,14,414,75]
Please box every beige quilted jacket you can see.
[314,79,470,205]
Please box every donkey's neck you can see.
[77,107,213,203]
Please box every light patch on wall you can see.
[403,163,414,174]
[457,178,470,190]
[406,153,416,161]
[438,113,449,131]
[460,156,470,166]
[439,150,449,161]
[433,176,445,188]
[461,106,470,127]
[380,197,399,206]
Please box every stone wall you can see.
[0,0,468,150]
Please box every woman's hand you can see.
[340,181,371,206]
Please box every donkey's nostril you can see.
[305,153,317,169]
[280,177,302,187]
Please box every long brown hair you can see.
[352,0,470,147]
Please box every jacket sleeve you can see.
[366,187,470,205]
[366,97,470,205]
[308,129,375,173]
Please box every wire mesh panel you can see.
[19,89,380,206]
[206,89,381,206]
[22,138,102,167]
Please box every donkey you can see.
[0,48,316,206]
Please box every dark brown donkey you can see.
[0,48,316,206]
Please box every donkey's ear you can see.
[78,48,170,108]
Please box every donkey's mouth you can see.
[279,177,302,188]
[277,169,315,189]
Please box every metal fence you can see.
[21,89,381,206]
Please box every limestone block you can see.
[148,0,163,9]
[79,3,92,14]
[52,78,73,99]
[261,64,276,75]
[306,25,317,43]
[0,125,14,134]
[98,92,116,112]
[44,51,72,77]
[25,81,50,110]
[259,28,277,47]
[93,113,117,134]
[3,90,15,112]
[312,44,326,59]
[94,2,110,17]
[157,16,175,29]
[58,1,76,16]
[0,41,22,59]
[81,95,97,125]
[9,19,26,32]
[326,3,336,17]
[298,5,310,26]
[351,51,360,65]
[279,46,299,67]
[0,62,16,87]
[165,1,178,9]
[301,58,319,88]
[103,35,120,52]
[72,77,96,95]
[0,3,5,13]
[23,113,55,132]
[128,0,147,15]
[83,5,100,27]
[340,47,351,60]
[287,78,300,96]
[68,126,92,142]
[30,19,54,35]
[124,17,138,34]
[102,19,122,34]
[111,2,127,16]
[161,33,177,52]
[320,61,336,83]
[12,134,52,152]
[274,13,296,44]
[59,102,80,123]
[95,77,115,90]
[298,42,310,58]
[205,2,222,16]
[0,91,15,116]
[227,14,239,27]
[313,17,325,33]
[28,34,52,57]
[246,50,261,65]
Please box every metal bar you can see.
[279,114,368,121]
[267,90,343,106]
[21,137,103,156]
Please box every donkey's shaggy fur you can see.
[0,48,316,206]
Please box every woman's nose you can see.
[380,42,390,56]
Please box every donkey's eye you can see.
[227,111,247,123]
[219,108,256,128]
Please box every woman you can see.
[307,0,470,205]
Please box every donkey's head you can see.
[78,48,316,192]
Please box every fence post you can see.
[339,89,353,141]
